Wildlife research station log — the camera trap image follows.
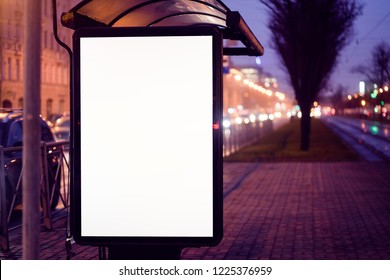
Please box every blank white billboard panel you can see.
[72,27,223,246]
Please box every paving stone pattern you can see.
[1,162,390,260]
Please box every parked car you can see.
[52,115,70,141]
[0,110,61,211]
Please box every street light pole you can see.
[23,0,42,259]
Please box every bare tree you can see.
[353,41,390,119]
[353,41,390,89]
[259,0,362,150]
[326,85,346,114]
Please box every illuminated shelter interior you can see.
[61,0,264,56]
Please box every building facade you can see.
[0,0,77,120]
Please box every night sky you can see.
[223,0,390,98]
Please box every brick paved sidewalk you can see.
[1,162,390,260]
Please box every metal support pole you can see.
[52,0,74,251]
[0,1,3,106]
[0,146,9,251]
[23,0,42,260]
[40,142,52,230]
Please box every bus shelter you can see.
[61,0,264,56]
[61,0,264,260]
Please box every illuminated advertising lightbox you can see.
[72,27,223,246]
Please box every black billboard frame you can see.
[71,26,223,251]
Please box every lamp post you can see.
[23,0,42,260]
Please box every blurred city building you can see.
[0,0,77,120]
[223,57,291,120]
[0,0,289,122]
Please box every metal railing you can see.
[0,141,70,251]
[223,119,274,157]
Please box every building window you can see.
[50,33,54,50]
[16,24,21,40]
[64,66,68,84]
[45,63,49,83]
[3,61,6,80]
[46,99,53,119]
[59,99,65,113]
[59,66,62,84]
[44,0,48,16]
[18,97,23,109]
[2,100,12,108]
[44,30,48,49]
[16,59,20,80]
[52,65,56,83]
[8,58,12,80]
[7,21,12,40]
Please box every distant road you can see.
[324,116,390,162]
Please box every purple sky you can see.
[223,0,390,98]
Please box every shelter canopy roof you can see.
[61,0,264,56]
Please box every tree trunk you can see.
[300,103,311,151]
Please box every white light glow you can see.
[80,35,214,238]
